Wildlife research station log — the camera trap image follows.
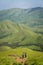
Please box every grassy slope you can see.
[0,47,43,65]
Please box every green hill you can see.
[0,20,43,51]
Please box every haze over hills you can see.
[0,7,43,24]
[0,7,43,33]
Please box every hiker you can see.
[22,52,27,58]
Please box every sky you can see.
[0,0,43,10]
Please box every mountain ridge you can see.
[0,7,43,33]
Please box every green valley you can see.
[0,7,43,65]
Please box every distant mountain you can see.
[0,7,43,24]
[0,7,43,33]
